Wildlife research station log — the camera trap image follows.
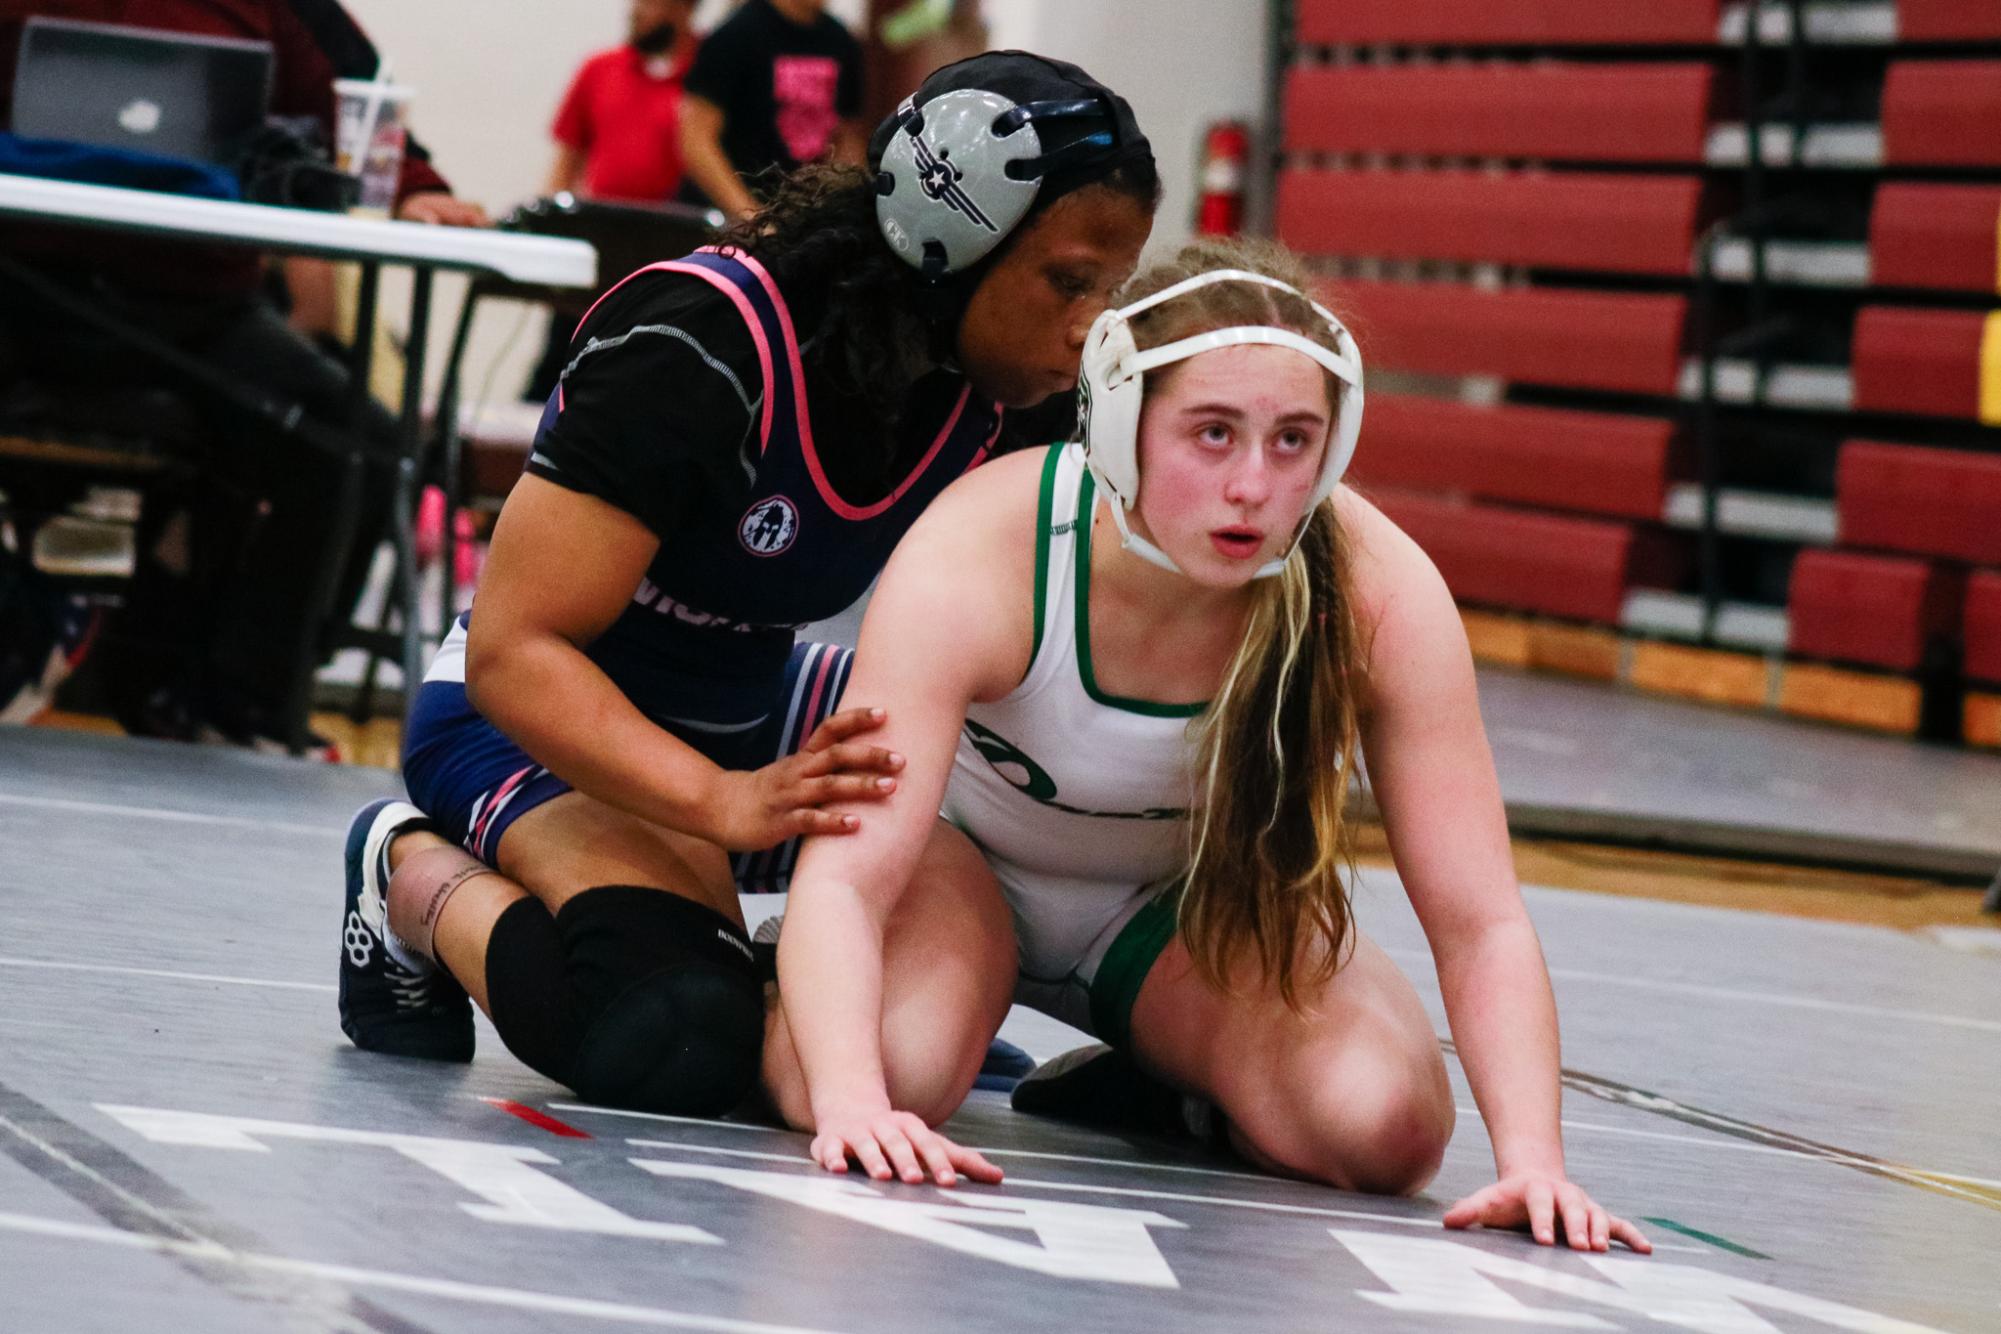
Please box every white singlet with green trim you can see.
[942,442,1205,1027]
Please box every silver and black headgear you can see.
[870,51,1154,284]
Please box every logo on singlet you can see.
[963,719,1186,822]
[738,496,799,556]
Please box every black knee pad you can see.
[568,962,763,1115]
[556,886,764,1116]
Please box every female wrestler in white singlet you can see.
[764,237,1652,1255]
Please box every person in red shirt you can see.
[546,0,700,204]
[521,0,701,403]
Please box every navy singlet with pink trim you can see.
[405,249,1000,889]
[553,247,1002,721]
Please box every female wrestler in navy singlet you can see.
[334,52,1160,1117]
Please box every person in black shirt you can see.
[677,0,865,220]
[337,54,1160,1143]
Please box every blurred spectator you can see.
[522,0,701,403]
[0,1,486,748]
[546,0,702,203]
[677,0,865,221]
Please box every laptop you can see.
[11,17,274,166]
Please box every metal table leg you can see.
[435,287,483,637]
[392,267,435,719]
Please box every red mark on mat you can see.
[483,1098,591,1138]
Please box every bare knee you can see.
[1329,1076,1454,1194]
[878,937,1011,1126]
[879,824,1015,1125]
[766,980,991,1130]
[767,822,1012,1130]
[1230,1041,1454,1195]
[883,1038,985,1127]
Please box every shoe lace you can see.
[388,965,437,1011]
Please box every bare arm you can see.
[677,95,760,222]
[467,476,891,851]
[1348,493,1557,1176]
[545,144,587,197]
[1347,491,1649,1252]
[778,455,1040,1166]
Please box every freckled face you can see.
[1129,344,1333,586]
[954,186,1153,409]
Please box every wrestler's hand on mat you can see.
[708,708,904,850]
[1443,1174,1652,1253]
[810,1106,1004,1188]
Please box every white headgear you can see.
[1078,268,1364,579]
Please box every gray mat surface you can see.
[1478,669,2001,879]
[2,726,1998,1332]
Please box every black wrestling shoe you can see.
[1010,1044,1224,1146]
[338,798,474,1062]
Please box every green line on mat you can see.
[1641,1217,1770,1260]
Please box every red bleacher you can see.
[1323,280,1688,395]
[1868,184,2001,294]
[1372,489,1682,622]
[1881,61,2001,169]
[1277,169,1705,276]
[1282,64,1717,164]
[1899,1,2001,45]
[1352,396,1679,519]
[1836,440,2001,566]
[1294,0,1722,47]
[1787,550,1961,672]
[1849,307,1988,420]
[1967,572,2001,686]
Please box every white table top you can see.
[0,172,597,288]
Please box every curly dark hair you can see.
[715,159,1159,473]
[714,164,932,449]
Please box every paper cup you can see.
[333,78,416,216]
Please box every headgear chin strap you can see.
[1078,268,1365,579]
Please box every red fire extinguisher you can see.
[1196,121,1250,237]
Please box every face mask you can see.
[631,22,677,55]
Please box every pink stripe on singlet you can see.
[732,253,979,522]
[566,258,682,339]
[654,252,775,454]
[746,643,840,885]
[560,252,777,454]
[797,645,839,756]
[961,407,1008,476]
[471,764,536,858]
